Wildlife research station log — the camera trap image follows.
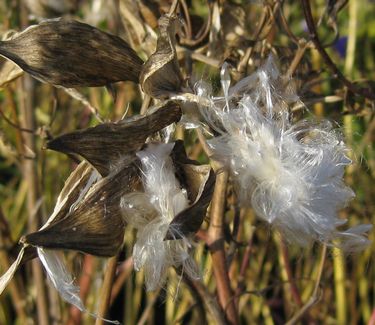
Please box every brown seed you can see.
[0,18,143,88]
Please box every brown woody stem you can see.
[207,169,239,325]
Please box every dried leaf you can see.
[22,160,141,257]
[140,14,183,98]
[0,18,143,88]
[46,101,182,176]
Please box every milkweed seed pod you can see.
[46,101,182,176]
[0,160,141,317]
[21,161,141,257]
[121,141,215,290]
[140,14,184,98]
[0,18,143,88]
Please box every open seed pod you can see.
[165,140,215,239]
[140,14,184,98]
[0,162,96,295]
[122,141,215,240]
[0,18,143,88]
[120,141,215,290]
[21,159,141,257]
[46,100,182,176]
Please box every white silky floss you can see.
[121,143,199,291]
[196,57,371,250]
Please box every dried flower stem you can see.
[286,245,327,325]
[207,168,239,325]
[234,225,255,307]
[19,74,50,325]
[66,255,95,325]
[279,240,303,307]
[168,0,180,16]
[110,257,133,304]
[183,275,226,325]
[137,288,162,325]
[285,40,309,79]
[95,256,118,325]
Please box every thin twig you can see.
[66,255,95,325]
[19,72,50,325]
[136,288,162,325]
[183,275,227,325]
[110,257,133,304]
[234,225,255,307]
[285,245,327,325]
[285,39,309,80]
[168,0,180,16]
[0,107,34,133]
[301,0,375,100]
[95,256,119,325]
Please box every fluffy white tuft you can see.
[121,143,199,291]
[37,248,85,311]
[195,56,371,250]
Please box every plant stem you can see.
[95,256,118,325]
[286,245,327,325]
[207,168,239,325]
[19,74,50,325]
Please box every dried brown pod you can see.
[165,141,216,240]
[0,18,143,88]
[0,162,94,294]
[21,160,142,257]
[140,14,184,98]
[46,100,182,176]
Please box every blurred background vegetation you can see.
[0,0,374,324]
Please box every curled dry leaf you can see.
[164,141,215,240]
[140,14,184,98]
[21,160,142,257]
[0,18,143,88]
[46,100,182,176]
